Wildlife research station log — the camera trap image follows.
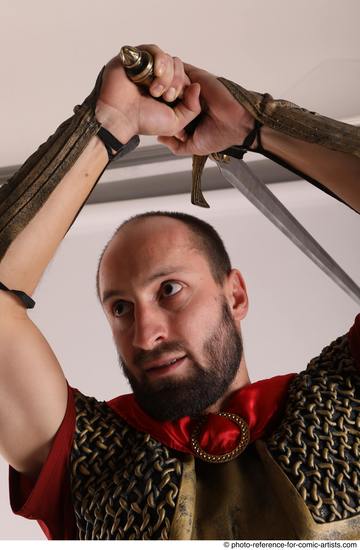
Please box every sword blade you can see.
[217,157,360,305]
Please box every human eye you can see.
[160,281,183,298]
[112,300,132,318]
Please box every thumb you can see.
[184,63,209,83]
[172,82,201,131]
[157,135,195,156]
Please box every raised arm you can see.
[0,46,201,479]
[159,64,360,213]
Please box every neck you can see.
[204,355,250,414]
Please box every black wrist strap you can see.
[220,118,351,210]
[97,127,140,162]
[242,119,263,150]
[0,281,35,309]
[221,119,263,160]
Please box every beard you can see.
[118,298,243,421]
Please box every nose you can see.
[132,304,168,350]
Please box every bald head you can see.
[96,211,232,302]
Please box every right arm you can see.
[0,137,108,479]
[0,46,201,479]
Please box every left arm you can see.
[257,127,360,212]
[159,64,360,213]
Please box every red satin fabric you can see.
[107,373,296,457]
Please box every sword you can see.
[213,156,360,305]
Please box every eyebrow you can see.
[101,266,189,304]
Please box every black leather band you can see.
[0,281,35,309]
[221,119,263,160]
[221,120,349,209]
[97,128,140,162]
[242,119,263,150]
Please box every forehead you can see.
[99,216,211,290]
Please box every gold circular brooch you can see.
[190,412,250,464]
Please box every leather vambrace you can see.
[191,78,360,209]
[0,68,138,263]
[218,77,360,158]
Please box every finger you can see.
[157,136,190,155]
[174,128,187,142]
[163,57,190,103]
[184,62,210,83]
[135,44,172,97]
[137,44,167,78]
[150,52,174,98]
[148,83,201,137]
[141,45,174,97]
[172,82,201,130]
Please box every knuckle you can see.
[163,68,174,85]
[160,53,171,68]
[160,53,170,65]
[173,59,185,81]
[171,78,182,94]
[163,54,173,71]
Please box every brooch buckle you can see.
[190,412,250,464]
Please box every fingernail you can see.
[152,84,164,97]
[166,87,176,102]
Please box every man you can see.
[0,44,359,540]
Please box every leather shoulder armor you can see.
[70,391,183,540]
[267,333,360,524]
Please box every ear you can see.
[224,269,249,322]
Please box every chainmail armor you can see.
[70,391,183,540]
[267,334,360,524]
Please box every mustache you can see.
[133,341,190,369]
